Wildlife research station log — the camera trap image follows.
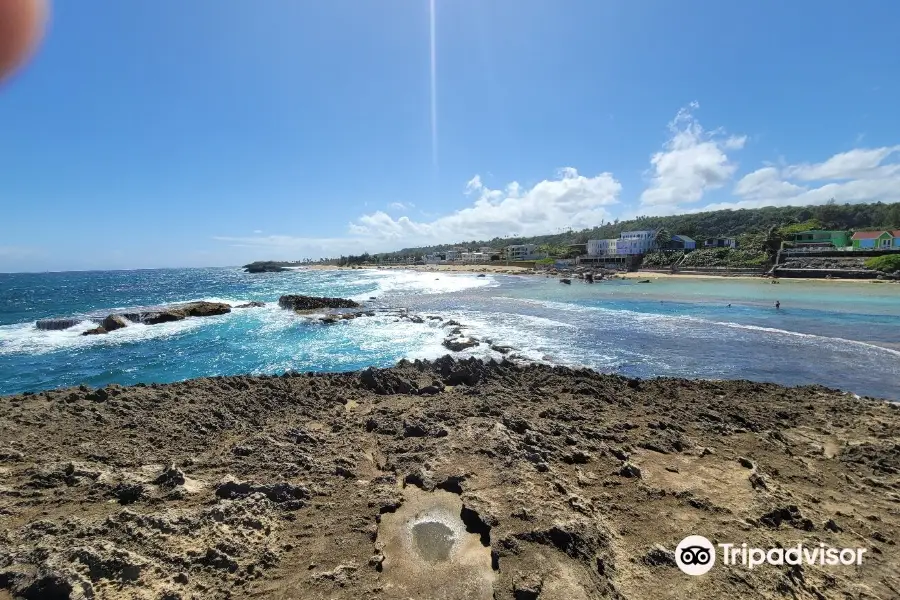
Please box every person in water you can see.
[775,300,781,309]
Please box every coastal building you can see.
[444,250,461,261]
[703,237,738,249]
[851,230,900,249]
[506,244,542,261]
[460,252,488,262]
[478,246,495,255]
[587,231,660,256]
[787,230,850,248]
[587,239,618,256]
[619,230,657,254]
[672,235,696,250]
[659,235,697,251]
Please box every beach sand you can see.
[620,271,900,284]
[300,265,899,284]
[0,358,897,599]
[305,263,535,274]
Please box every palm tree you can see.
[654,228,672,251]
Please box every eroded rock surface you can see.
[0,358,898,599]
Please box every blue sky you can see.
[2,0,899,272]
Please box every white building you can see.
[506,244,541,261]
[703,237,737,249]
[616,230,656,255]
[444,250,460,261]
[461,252,487,263]
[587,239,618,256]
[478,246,495,255]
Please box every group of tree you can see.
[374,201,900,261]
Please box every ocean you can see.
[1,268,898,400]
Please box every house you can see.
[851,230,900,249]
[672,235,696,250]
[444,250,461,261]
[787,230,850,248]
[478,246,495,255]
[703,237,737,249]
[587,239,618,256]
[461,252,488,263]
[659,234,697,251]
[506,244,542,261]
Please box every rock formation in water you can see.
[71,302,232,335]
[234,301,266,309]
[120,301,232,324]
[278,295,361,311]
[243,262,289,273]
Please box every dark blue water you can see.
[1,268,898,400]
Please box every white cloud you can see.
[212,104,900,260]
[640,102,745,210]
[252,229,263,234]
[702,145,900,211]
[212,234,383,259]
[733,167,807,201]
[348,168,621,243]
[724,135,747,150]
[213,168,620,258]
[785,146,900,181]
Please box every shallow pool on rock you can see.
[376,487,495,599]
[412,520,456,562]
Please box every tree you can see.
[764,224,782,258]
[654,228,671,250]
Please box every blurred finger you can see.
[0,0,48,85]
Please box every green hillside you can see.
[372,201,900,261]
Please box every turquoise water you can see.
[1,268,898,400]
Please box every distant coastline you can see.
[249,262,900,284]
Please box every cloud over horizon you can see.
[213,106,900,259]
[701,145,900,212]
[639,102,746,211]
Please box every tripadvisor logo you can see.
[676,535,716,575]
[675,535,867,576]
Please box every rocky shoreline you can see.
[0,359,897,599]
[30,296,529,360]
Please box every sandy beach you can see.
[1,358,897,599]
[304,263,535,274]
[297,264,900,285]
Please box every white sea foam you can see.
[399,308,614,369]
[349,270,498,301]
[709,321,900,358]
[0,317,213,356]
[0,296,280,357]
[510,297,900,358]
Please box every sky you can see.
[1,0,899,272]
